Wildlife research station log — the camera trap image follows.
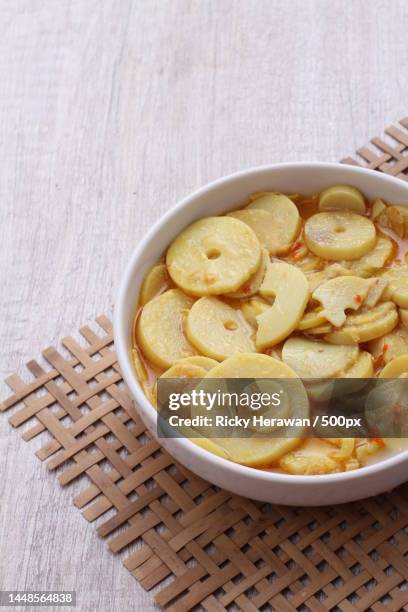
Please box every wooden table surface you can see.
[1,1,407,610]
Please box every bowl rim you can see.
[114,161,408,486]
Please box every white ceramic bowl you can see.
[114,162,408,505]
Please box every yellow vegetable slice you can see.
[371,198,386,220]
[241,297,270,327]
[400,308,408,329]
[208,437,301,468]
[175,356,219,371]
[140,263,172,305]
[306,323,333,335]
[318,184,366,214]
[186,297,255,360]
[282,337,359,379]
[379,354,408,377]
[345,236,393,277]
[307,263,352,293]
[226,249,269,298]
[364,278,388,307]
[166,216,261,296]
[305,211,376,261]
[137,289,196,368]
[205,352,298,378]
[377,204,408,238]
[369,326,408,365]
[228,208,299,255]
[160,356,218,378]
[297,309,327,330]
[202,353,307,467]
[246,192,301,247]
[306,352,373,402]
[280,451,340,475]
[288,248,324,273]
[256,261,309,350]
[312,276,374,327]
[325,301,398,345]
[345,350,374,377]
[383,266,408,307]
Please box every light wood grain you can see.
[0,1,407,610]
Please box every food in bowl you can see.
[132,185,408,475]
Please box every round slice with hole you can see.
[226,249,269,298]
[227,208,299,255]
[166,216,261,296]
[137,289,196,368]
[140,263,172,305]
[325,301,398,345]
[186,297,255,360]
[282,337,359,379]
[256,261,309,350]
[318,184,366,214]
[305,211,376,261]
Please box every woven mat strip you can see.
[342,117,408,180]
[2,120,408,611]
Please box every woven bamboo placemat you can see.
[1,118,408,611]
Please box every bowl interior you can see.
[115,162,408,483]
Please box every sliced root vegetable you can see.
[318,184,366,214]
[379,354,408,377]
[186,297,255,360]
[202,353,308,467]
[297,309,327,330]
[312,275,374,327]
[383,265,408,307]
[345,350,374,377]
[166,216,261,296]
[281,337,359,379]
[226,249,269,298]
[204,352,299,378]
[345,236,393,277]
[325,301,398,345]
[288,248,324,273]
[280,451,340,475]
[137,289,196,368]
[371,198,387,220]
[306,323,333,335]
[241,297,271,327]
[305,211,376,261]
[306,352,373,402]
[368,326,408,365]
[228,207,299,255]
[256,261,309,350]
[212,437,303,468]
[377,204,408,238]
[160,356,218,378]
[140,263,172,305]
[245,192,301,249]
[365,278,388,307]
[400,308,408,329]
[307,263,352,293]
